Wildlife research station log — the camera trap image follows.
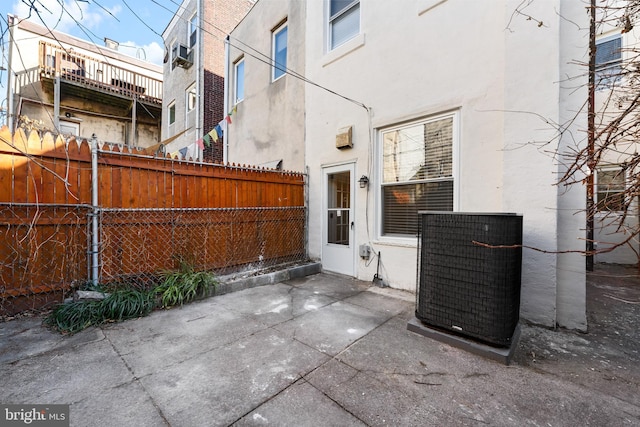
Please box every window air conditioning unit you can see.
[173,44,193,69]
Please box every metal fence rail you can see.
[98,207,307,286]
[0,129,307,316]
[0,204,307,316]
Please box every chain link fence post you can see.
[90,134,100,286]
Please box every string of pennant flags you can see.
[197,105,236,150]
[170,106,237,158]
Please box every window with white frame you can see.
[329,0,360,50]
[597,166,626,211]
[380,113,455,237]
[186,83,196,113]
[189,13,198,47]
[168,101,176,125]
[596,35,622,88]
[272,22,288,81]
[234,58,245,103]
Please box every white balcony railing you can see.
[39,41,162,105]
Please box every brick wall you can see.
[162,0,252,163]
[202,0,254,132]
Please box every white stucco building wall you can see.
[226,0,306,171]
[227,0,590,330]
[303,0,587,329]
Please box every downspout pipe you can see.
[195,0,202,160]
[6,15,15,132]
[223,35,230,165]
[54,76,60,131]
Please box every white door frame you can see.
[321,162,356,276]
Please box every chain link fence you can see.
[1,204,307,316]
[1,129,308,317]
[98,207,307,287]
[0,203,91,316]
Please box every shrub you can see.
[155,263,217,308]
[44,288,154,334]
[44,264,217,334]
[44,300,104,334]
[101,289,155,321]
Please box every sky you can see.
[1,0,180,123]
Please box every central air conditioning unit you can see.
[415,212,523,347]
[173,44,193,69]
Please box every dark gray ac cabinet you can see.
[416,212,523,347]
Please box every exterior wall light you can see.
[358,175,369,188]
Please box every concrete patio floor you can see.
[1,266,639,426]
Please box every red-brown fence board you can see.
[0,127,305,314]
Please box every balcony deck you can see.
[39,41,162,108]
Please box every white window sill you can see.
[374,236,418,249]
[322,33,366,67]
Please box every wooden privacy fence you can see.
[0,127,306,315]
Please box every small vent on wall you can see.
[336,126,353,149]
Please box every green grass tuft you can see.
[44,300,104,334]
[44,263,217,334]
[101,289,155,321]
[155,264,217,308]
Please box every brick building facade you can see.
[162,0,253,162]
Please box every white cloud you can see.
[12,1,163,66]
[12,0,118,34]
[118,41,165,66]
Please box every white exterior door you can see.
[322,163,355,276]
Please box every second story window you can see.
[329,0,360,50]
[272,22,288,81]
[596,35,622,88]
[168,102,176,125]
[189,13,198,47]
[186,84,196,113]
[234,58,245,104]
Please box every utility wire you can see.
[121,0,162,38]
[8,0,369,116]
[150,0,370,111]
[3,1,161,133]
[7,0,370,137]
[92,0,121,23]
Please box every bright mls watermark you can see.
[0,405,69,427]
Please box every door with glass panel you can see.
[322,164,355,276]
